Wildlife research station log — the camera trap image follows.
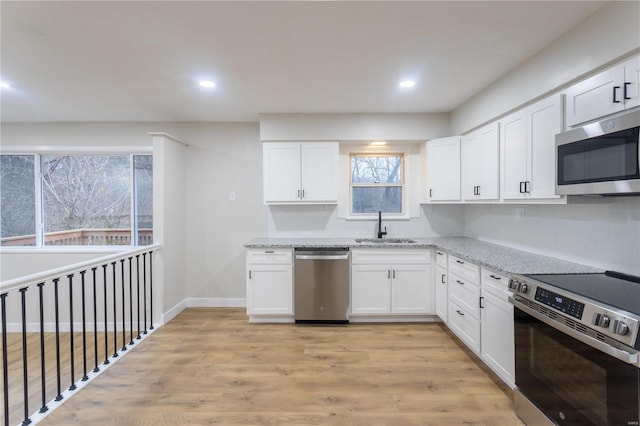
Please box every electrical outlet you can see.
[515,207,525,222]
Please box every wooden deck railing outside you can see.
[1,229,153,247]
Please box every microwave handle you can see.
[510,296,639,367]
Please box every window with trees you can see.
[350,153,404,215]
[0,153,152,247]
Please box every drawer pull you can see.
[456,280,464,285]
[456,260,464,265]
[489,275,501,280]
[249,270,252,279]
[456,310,464,316]
[265,250,274,254]
[437,251,444,256]
[441,274,446,284]
[479,296,484,309]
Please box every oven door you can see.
[515,306,640,426]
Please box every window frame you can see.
[0,146,152,251]
[349,152,406,217]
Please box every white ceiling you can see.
[1,1,607,123]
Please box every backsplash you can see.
[266,204,465,239]
[464,197,640,275]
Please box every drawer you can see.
[435,250,447,269]
[481,267,510,299]
[448,299,481,354]
[351,249,430,265]
[448,255,480,285]
[246,249,292,265]
[449,272,481,320]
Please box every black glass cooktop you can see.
[524,271,640,316]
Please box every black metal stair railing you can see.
[0,244,160,426]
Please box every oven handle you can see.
[509,296,640,368]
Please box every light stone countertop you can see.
[244,236,603,276]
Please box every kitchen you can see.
[1,1,639,425]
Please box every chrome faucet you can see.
[377,210,387,239]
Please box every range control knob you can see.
[518,283,528,294]
[508,280,519,291]
[613,320,629,336]
[593,313,611,328]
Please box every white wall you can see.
[0,250,118,281]
[451,1,640,134]
[464,198,640,275]
[260,113,450,141]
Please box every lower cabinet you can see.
[448,299,481,353]
[246,249,293,317]
[435,264,448,323]
[480,268,515,387]
[351,249,432,316]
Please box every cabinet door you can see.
[623,56,640,110]
[351,264,391,314]
[391,264,431,314]
[427,136,461,201]
[478,122,500,200]
[461,131,482,200]
[480,291,515,387]
[435,264,448,323]
[527,94,563,200]
[246,264,293,315]
[263,143,301,203]
[500,110,528,200]
[565,65,625,127]
[301,142,339,202]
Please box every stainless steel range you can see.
[509,271,640,426]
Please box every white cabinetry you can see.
[462,122,500,201]
[263,142,338,204]
[351,249,432,317]
[434,250,448,323]
[566,55,640,127]
[480,268,514,387]
[447,255,481,353]
[246,249,293,320]
[501,94,564,202]
[425,136,461,202]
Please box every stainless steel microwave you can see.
[556,110,640,195]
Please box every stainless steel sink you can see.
[354,238,417,244]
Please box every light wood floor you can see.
[37,308,523,425]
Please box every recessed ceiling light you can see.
[199,80,216,88]
[0,81,11,89]
[399,80,416,88]
[370,141,387,146]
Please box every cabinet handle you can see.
[388,270,391,279]
[441,274,446,284]
[479,296,485,309]
[456,280,464,285]
[476,186,480,196]
[437,251,443,256]
[456,260,464,265]
[429,189,432,198]
[392,270,396,279]
[519,181,524,193]
[265,250,274,254]
[249,270,252,279]
[456,310,465,316]
[525,181,531,193]
[613,86,621,103]
[297,189,301,199]
[624,82,631,100]
[302,189,305,199]
[489,275,501,280]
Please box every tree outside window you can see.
[351,154,404,214]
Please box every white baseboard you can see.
[186,298,246,308]
[162,299,187,324]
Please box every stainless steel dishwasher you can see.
[294,247,350,324]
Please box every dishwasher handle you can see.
[295,254,349,260]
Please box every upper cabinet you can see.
[461,122,500,201]
[425,136,461,202]
[263,142,339,204]
[501,94,564,202]
[566,55,640,127]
